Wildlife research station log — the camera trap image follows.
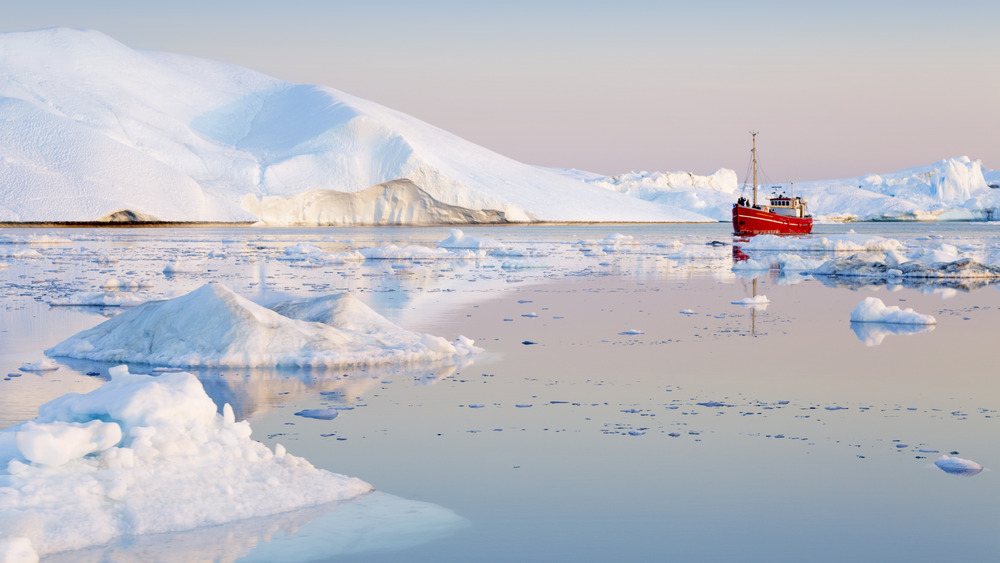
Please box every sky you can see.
[2,0,999,181]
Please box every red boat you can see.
[732,133,813,235]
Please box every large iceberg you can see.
[0,28,708,224]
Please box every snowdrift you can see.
[45,283,481,367]
[0,28,708,224]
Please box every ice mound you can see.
[934,455,983,476]
[46,283,481,367]
[0,366,373,557]
[850,297,936,325]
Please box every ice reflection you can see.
[51,359,469,421]
[44,491,468,563]
[849,321,936,346]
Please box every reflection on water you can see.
[43,492,467,563]
[850,321,936,346]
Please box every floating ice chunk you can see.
[732,258,771,271]
[162,259,203,274]
[16,419,122,466]
[3,248,43,259]
[679,309,695,315]
[294,408,340,420]
[619,329,644,335]
[18,359,60,372]
[437,228,501,250]
[934,455,983,476]
[283,243,325,257]
[850,297,936,324]
[731,295,770,309]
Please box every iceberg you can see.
[0,366,373,558]
[45,283,480,367]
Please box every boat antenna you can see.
[750,131,758,207]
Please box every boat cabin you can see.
[765,194,808,218]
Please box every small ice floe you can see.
[850,297,936,325]
[731,295,770,309]
[934,455,983,476]
[619,329,644,336]
[46,283,481,368]
[2,248,43,259]
[679,309,695,315]
[627,429,646,436]
[361,244,466,261]
[100,278,149,291]
[281,243,327,260]
[18,359,60,372]
[162,259,203,274]
[732,258,771,272]
[522,312,539,318]
[294,408,340,420]
[50,291,150,307]
[0,366,372,558]
[437,228,501,250]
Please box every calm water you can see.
[2,223,999,562]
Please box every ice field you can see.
[2,222,1000,561]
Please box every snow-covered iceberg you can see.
[0,366,373,558]
[0,28,707,224]
[45,283,480,367]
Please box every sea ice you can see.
[18,359,59,372]
[934,455,983,476]
[850,297,936,325]
[295,408,340,420]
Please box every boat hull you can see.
[732,204,812,235]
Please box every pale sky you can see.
[3,0,998,181]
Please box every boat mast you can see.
[751,131,758,207]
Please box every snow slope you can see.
[0,28,710,223]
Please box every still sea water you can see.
[2,223,999,562]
